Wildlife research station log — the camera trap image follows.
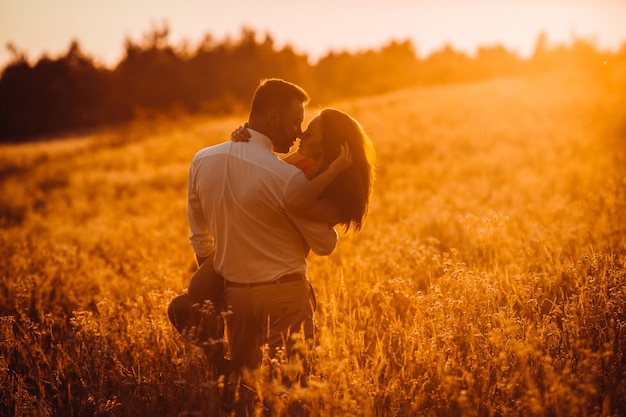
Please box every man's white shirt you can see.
[187,129,338,283]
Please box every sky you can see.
[1,0,625,69]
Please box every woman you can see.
[280,108,375,231]
[168,108,375,372]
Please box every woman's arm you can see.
[231,123,309,165]
[286,144,353,223]
[232,122,350,223]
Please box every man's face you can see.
[271,100,304,154]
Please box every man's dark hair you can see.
[250,79,309,116]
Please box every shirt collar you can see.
[246,128,273,150]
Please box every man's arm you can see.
[187,159,214,260]
[288,213,338,256]
[285,171,338,256]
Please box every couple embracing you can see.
[168,78,375,415]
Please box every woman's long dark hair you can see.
[316,108,375,232]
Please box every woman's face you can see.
[297,116,324,159]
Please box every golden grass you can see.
[1,68,625,416]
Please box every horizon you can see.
[2,0,626,69]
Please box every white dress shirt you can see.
[187,129,338,283]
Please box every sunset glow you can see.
[1,0,625,68]
[3,0,626,414]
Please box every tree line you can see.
[1,26,623,142]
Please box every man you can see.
[177,78,338,412]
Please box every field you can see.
[1,68,625,416]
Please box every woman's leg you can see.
[187,254,224,307]
[168,252,225,345]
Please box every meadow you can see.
[1,67,625,416]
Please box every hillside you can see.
[1,70,625,416]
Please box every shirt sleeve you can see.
[285,171,338,256]
[187,157,214,258]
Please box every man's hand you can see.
[230,123,251,142]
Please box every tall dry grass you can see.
[1,67,625,416]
